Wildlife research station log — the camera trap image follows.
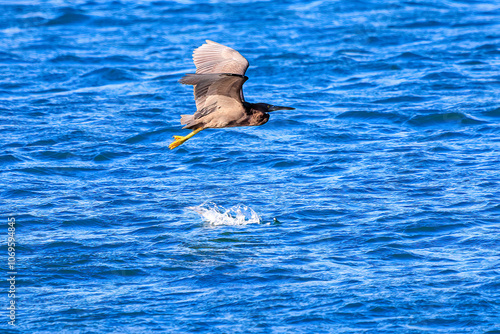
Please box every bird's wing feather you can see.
[179,73,248,119]
[192,40,249,75]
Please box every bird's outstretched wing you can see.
[192,40,249,75]
[179,73,248,120]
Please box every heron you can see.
[169,40,294,150]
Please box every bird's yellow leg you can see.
[169,128,203,150]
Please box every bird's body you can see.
[181,101,270,130]
[169,40,294,149]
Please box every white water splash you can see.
[188,202,261,226]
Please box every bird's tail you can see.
[180,115,195,128]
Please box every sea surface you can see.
[1,0,500,333]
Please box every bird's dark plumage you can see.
[169,40,294,149]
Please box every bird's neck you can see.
[243,102,253,114]
[244,103,270,126]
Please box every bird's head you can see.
[253,103,295,113]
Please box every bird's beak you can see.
[269,105,295,112]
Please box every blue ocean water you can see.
[1,0,500,332]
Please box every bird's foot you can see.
[169,128,203,150]
[169,135,187,149]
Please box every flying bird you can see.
[169,40,294,149]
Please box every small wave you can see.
[372,95,427,104]
[77,67,139,88]
[0,154,23,165]
[391,20,446,29]
[124,127,172,144]
[336,110,408,123]
[482,107,500,118]
[0,51,24,63]
[390,52,431,61]
[422,71,468,81]
[49,55,138,64]
[188,202,261,226]
[93,150,132,162]
[408,112,487,127]
[45,13,91,26]
[80,67,138,81]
